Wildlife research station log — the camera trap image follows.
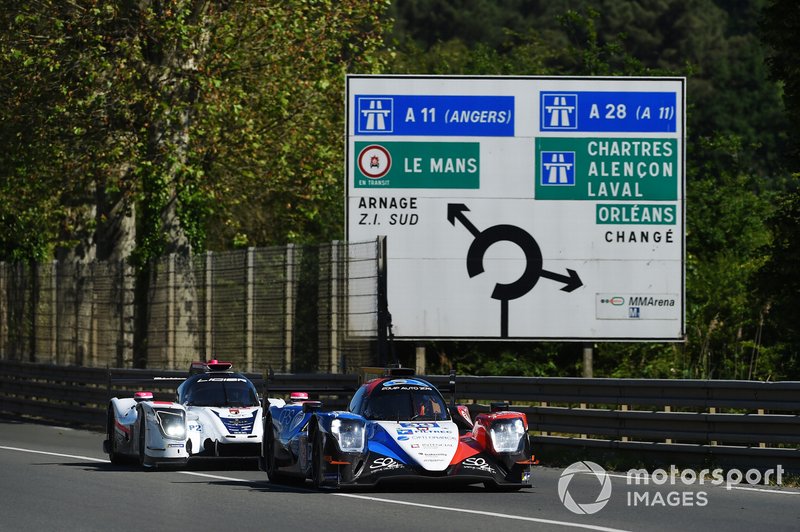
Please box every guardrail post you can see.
[664,405,672,443]
[709,406,717,445]
[540,401,549,437]
[621,404,629,442]
[758,408,766,448]
[580,402,587,439]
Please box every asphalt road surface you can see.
[1,416,798,532]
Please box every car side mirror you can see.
[450,404,473,430]
[302,401,323,413]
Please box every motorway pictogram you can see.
[448,203,582,337]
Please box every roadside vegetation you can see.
[1,1,798,379]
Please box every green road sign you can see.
[535,137,678,201]
[355,141,479,189]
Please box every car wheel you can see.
[311,429,326,489]
[137,416,146,468]
[107,409,123,465]
[265,418,285,483]
[137,415,156,470]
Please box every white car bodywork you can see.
[104,364,284,468]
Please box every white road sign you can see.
[346,75,685,341]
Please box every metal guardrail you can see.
[1,361,799,470]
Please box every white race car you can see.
[104,360,284,468]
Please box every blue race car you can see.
[260,368,534,489]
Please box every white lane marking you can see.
[0,445,107,463]
[335,493,632,532]
[1,444,629,530]
[178,471,251,482]
[729,485,800,495]
[0,447,263,484]
[4,445,798,525]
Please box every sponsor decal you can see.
[369,457,404,472]
[382,385,432,391]
[462,456,496,474]
[383,379,428,387]
[399,422,440,429]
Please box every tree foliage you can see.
[0,1,390,265]
[2,0,798,379]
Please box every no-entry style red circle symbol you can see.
[358,144,392,179]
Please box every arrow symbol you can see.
[448,202,583,337]
[447,203,480,237]
[541,268,583,292]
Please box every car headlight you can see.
[489,418,525,453]
[331,418,365,452]
[155,409,186,440]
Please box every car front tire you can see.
[107,408,124,465]
[311,429,326,489]
[265,416,285,483]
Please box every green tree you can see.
[0,0,390,366]
[757,0,800,377]
[0,1,389,262]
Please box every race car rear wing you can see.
[106,363,265,402]
[105,369,185,402]
[262,366,460,407]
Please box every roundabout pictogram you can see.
[448,203,582,337]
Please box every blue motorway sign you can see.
[540,91,677,133]
[355,95,514,136]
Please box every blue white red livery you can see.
[261,368,535,489]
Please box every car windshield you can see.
[184,377,258,407]
[364,388,449,421]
